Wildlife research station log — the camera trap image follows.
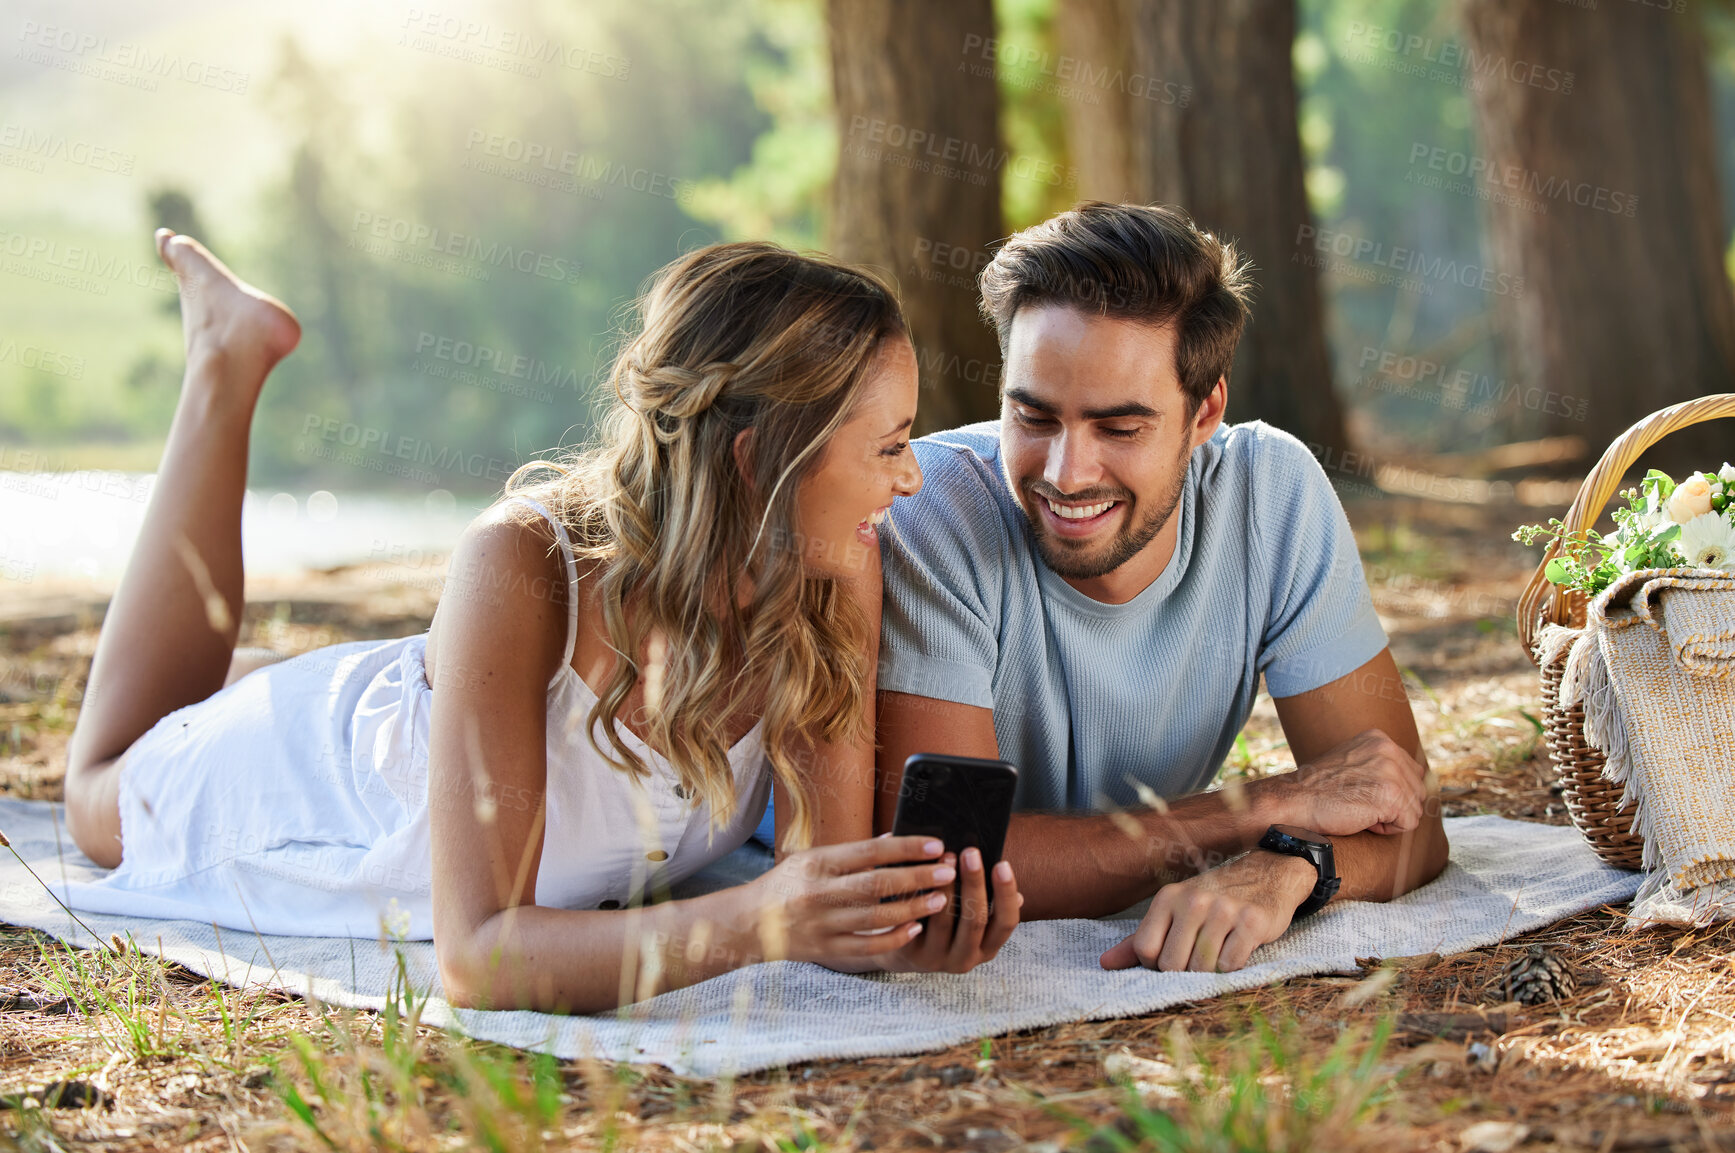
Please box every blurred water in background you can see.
[0,470,482,583]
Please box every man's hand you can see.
[1100,850,1318,973]
[1266,728,1429,837]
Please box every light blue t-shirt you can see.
[873,419,1389,813]
[751,418,1388,842]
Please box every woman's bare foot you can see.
[156,228,301,398]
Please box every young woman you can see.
[62,232,1022,1012]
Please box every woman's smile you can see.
[856,505,892,545]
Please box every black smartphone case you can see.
[890,753,1019,873]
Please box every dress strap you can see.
[507,496,581,671]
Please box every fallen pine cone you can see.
[0,1079,110,1110]
[1501,945,1575,1005]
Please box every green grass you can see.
[264,942,593,1152]
[1078,1011,1398,1153]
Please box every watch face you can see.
[1269,824,1331,849]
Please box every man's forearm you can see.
[1008,768,1447,920]
[1007,778,1302,920]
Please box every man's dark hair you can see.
[978,202,1254,411]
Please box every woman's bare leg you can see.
[64,230,301,866]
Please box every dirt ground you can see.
[1,493,1732,1152]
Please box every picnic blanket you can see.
[0,799,1640,1077]
[1550,569,1735,926]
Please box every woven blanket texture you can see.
[0,799,1639,1077]
[1550,569,1735,926]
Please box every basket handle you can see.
[1517,392,1735,662]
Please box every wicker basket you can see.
[1517,393,1735,870]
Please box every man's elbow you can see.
[1352,817,1449,904]
[1392,815,1450,900]
[1419,816,1450,887]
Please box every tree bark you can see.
[1103,0,1348,453]
[1460,1,1735,472]
[828,0,1005,434]
[1054,0,1138,203]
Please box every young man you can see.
[873,202,1448,974]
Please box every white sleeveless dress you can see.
[65,497,772,939]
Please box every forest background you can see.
[6,0,1735,502]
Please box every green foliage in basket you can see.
[1514,466,1735,596]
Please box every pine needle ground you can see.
[2,496,1731,1152]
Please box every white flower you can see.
[1667,475,1714,524]
[381,897,412,941]
[1633,498,1669,534]
[1674,512,1735,571]
[1721,462,1735,485]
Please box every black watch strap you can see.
[1257,824,1341,919]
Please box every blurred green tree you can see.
[147,188,214,319]
[684,0,836,250]
[243,0,770,491]
[1291,0,1504,459]
[146,190,211,248]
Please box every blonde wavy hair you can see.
[503,242,908,849]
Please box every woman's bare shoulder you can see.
[425,499,574,688]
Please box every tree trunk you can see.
[1054,1,1347,452]
[1054,0,1138,203]
[828,0,1005,434]
[1114,0,1348,453]
[1460,1,1735,473]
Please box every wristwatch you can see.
[1257,825,1340,919]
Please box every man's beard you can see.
[1017,441,1190,581]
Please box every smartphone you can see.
[890,753,1019,873]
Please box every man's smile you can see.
[1044,497,1115,520]
[1027,488,1129,540]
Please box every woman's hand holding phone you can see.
[735,749,1025,975]
[735,834,1021,976]
[859,752,1023,973]
[739,836,959,964]
[878,844,1022,974]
